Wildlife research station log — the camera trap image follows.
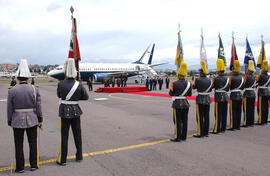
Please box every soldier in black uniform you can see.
[158,77,163,90]
[228,60,244,130]
[169,61,192,142]
[256,60,270,125]
[10,76,17,86]
[117,77,121,87]
[152,77,157,91]
[87,76,93,91]
[165,76,170,89]
[31,78,35,85]
[193,60,212,137]
[123,74,128,87]
[56,59,89,166]
[111,77,115,87]
[212,59,229,134]
[149,77,153,91]
[243,60,256,127]
[146,77,150,90]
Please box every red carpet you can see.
[128,92,270,107]
[95,86,148,93]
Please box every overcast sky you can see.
[0,0,269,68]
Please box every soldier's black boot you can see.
[170,138,180,142]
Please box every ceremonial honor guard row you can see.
[171,29,269,142]
[170,58,269,142]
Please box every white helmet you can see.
[16,59,32,78]
[64,58,77,78]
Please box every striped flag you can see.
[200,29,208,67]
[218,34,226,65]
[230,35,238,71]
[68,18,81,61]
[175,29,184,70]
[68,14,81,80]
[256,37,266,68]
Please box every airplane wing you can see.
[149,62,168,67]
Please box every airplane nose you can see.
[47,70,54,76]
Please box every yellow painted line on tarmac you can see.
[0,134,194,173]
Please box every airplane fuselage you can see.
[48,62,157,82]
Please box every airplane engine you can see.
[93,73,111,82]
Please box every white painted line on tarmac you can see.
[94,98,109,101]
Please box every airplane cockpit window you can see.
[56,66,63,70]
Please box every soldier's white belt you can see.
[15,108,34,113]
[257,86,268,89]
[172,96,186,100]
[197,92,210,95]
[230,89,241,93]
[244,88,254,91]
[60,100,78,104]
[215,90,227,93]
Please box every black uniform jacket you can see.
[193,76,212,105]
[229,75,244,101]
[256,73,270,97]
[57,79,89,118]
[169,79,192,109]
[212,75,229,102]
[243,74,256,98]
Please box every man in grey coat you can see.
[7,59,43,173]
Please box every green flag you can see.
[218,34,226,65]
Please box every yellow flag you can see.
[257,40,266,68]
[175,31,184,68]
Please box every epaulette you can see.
[8,86,14,89]
[34,85,39,88]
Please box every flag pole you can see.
[245,35,248,74]
[232,31,235,71]
[177,24,181,71]
[261,34,264,62]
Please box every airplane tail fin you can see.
[133,44,154,64]
[147,44,155,65]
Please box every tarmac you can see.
[0,81,269,176]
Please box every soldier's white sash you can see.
[65,81,79,101]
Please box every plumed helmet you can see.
[216,59,226,72]
[233,60,241,73]
[177,61,187,77]
[64,59,77,78]
[16,59,32,78]
[261,60,269,72]
[200,60,208,74]
[248,60,255,72]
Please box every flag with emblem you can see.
[256,37,266,68]
[244,38,255,72]
[68,18,81,61]
[230,35,238,71]
[218,34,226,65]
[200,29,208,67]
[68,7,81,80]
[175,27,184,70]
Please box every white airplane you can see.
[48,44,165,82]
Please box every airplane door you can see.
[135,66,140,71]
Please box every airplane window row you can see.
[80,68,135,71]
